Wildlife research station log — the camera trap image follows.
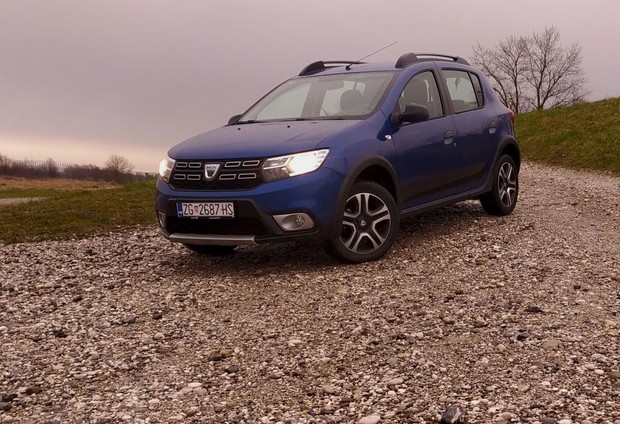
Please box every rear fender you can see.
[483,136,520,192]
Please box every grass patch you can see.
[0,181,155,244]
[517,97,620,173]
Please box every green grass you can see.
[516,97,620,173]
[0,181,155,244]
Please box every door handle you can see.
[443,130,455,145]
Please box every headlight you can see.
[158,156,175,183]
[262,149,329,182]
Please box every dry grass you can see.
[0,177,118,190]
[0,180,155,244]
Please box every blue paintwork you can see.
[156,162,346,224]
[169,120,359,160]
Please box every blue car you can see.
[156,52,519,263]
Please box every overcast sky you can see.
[1,0,619,172]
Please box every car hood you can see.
[168,120,359,160]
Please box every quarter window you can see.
[443,70,484,113]
[470,73,484,107]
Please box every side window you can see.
[470,73,485,107]
[443,70,482,113]
[399,71,444,119]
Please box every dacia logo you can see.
[204,163,220,181]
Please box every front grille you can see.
[170,159,264,190]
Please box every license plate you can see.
[176,202,234,218]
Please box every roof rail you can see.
[299,61,365,76]
[395,52,470,68]
[415,53,470,65]
[395,52,419,68]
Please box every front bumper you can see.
[155,165,344,246]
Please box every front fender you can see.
[329,156,400,239]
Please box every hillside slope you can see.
[516,97,620,173]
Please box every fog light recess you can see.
[273,213,314,231]
[157,212,167,228]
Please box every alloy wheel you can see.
[498,162,517,208]
[340,192,392,254]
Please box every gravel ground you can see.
[1,162,619,424]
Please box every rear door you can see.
[439,68,499,191]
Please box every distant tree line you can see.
[0,153,149,183]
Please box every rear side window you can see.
[443,70,484,113]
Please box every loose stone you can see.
[358,414,381,424]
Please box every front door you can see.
[391,70,459,210]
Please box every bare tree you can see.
[473,36,529,113]
[44,158,59,178]
[0,153,11,167]
[105,154,134,175]
[526,27,589,110]
[105,154,134,182]
[472,27,589,112]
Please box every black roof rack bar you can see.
[301,53,470,75]
[415,53,470,65]
[299,60,366,76]
[395,52,470,69]
[395,52,419,68]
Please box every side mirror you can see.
[400,104,429,125]
[228,114,242,125]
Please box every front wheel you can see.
[324,181,399,263]
[480,154,519,215]
[183,244,237,256]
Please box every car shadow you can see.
[168,200,488,277]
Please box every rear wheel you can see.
[183,244,237,256]
[480,154,519,215]
[325,181,399,263]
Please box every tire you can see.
[480,154,519,216]
[324,181,399,263]
[183,244,237,256]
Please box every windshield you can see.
[237,71,396,123]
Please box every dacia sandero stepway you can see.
[156,52,519,263]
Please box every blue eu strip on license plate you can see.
[176,202,234,218]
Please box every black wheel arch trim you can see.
[499,136,520,169]
[483,136,520,192]
[330,156,400,239]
